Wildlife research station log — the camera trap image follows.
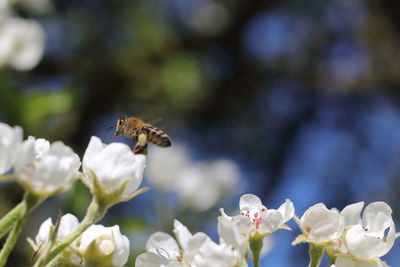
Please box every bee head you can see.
[114,116,127,136]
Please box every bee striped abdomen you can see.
[142,124,171,147]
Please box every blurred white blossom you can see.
[14,136,80,195]
[0,15,45,71]
[79,224,130,267]
[19,0,53,13]
[147,143,190,190]
[147,143,241,211]
[0,0,9,13]
[0,122,22,174]
[82,136,146,198]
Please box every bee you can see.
[106,116,171,154]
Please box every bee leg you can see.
[133,143,148,155]
[133,133,148,155]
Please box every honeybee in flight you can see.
[106,116,171,154]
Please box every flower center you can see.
[240,208,266,230]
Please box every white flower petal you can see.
[260,210,284,233]
[341,202,364,226]
[345,224,392,259]
[56,213,79,240]
[333,257,355,267]
[300,203,344,243]
[35,217,52,245]
[184,232,211,263]
[189,238,237,267]
[35,213,79,246]
[146,232,180,260]
[277,199,295,223]
[362,202,392,235]
[110,226,130,267]
[239,194,263,215]
[217,214,249,256]
[173,219,192,250]
[79,225,129,267]
[135,251,170,267]
[79,224,106,251]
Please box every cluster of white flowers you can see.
[0,122,80,194]
[1,121,398,267]
[136,220,246,267]
[0,0,45,71]
[147,143,241,211]
[33,213,130,267]
[136,194,294,266]
[0,123,146,198]
[0,122,147,266]
[294,202,396,266]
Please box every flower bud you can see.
[34,213,81,266]
[79,225,130,267]
[82,136,146,201]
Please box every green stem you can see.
[249,234,264,267]
[308,244,324,267]
[0,192,44,266]
[0,202,25,239]
[0,174,15,181]
[0,209,28,266]
[34,197,108,267]
[325,248,336,266]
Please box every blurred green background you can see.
[2,0,400,266]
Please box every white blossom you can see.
[221,194,294,237]
[0,16,45,71]
[14,136,80,195]
[35,213,79,246]
[82,136,146,197]
[218,194,292,262]
[343,202,396,260]
[299,203,344,244]
[79,224,130,267]
[136,220,245,267]
[0,122,22,174]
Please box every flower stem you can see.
[0,209,28,266]
[249,234,264,267]
[325,248,336,266]
[0,202,25,239]
[34,197,108,267]
[0,192,44,266]
[308,244,324,267]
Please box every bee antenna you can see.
[104,125,116,132]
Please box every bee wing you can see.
[145,116,163,126]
